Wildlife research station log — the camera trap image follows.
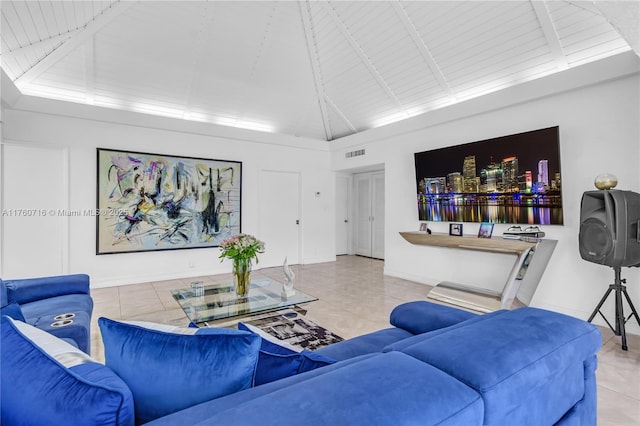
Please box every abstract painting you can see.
[97,148,241,254]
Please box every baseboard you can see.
[91,256,339,288]
[302,255,337,265]
[91,268,224,288]
[383,266,438,286]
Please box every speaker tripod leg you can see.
[621,287,640,350]
[621,288,640,326]
[588,267,637,351]
[615,284,628,351]
[587,285,614,323]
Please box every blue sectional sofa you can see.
[0,274,93,353]
[1,300,601,426]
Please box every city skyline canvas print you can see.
[97,148,242,254]
[414,126,563,225]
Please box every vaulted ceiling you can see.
[1,1,637,141]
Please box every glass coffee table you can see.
[171,278,318,324]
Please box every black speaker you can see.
[579,189,640,267]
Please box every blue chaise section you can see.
[147,306,601,426]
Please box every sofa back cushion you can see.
[0,279,7,307]
[4,274,90,305]
[395,307,602,425]
[99,318,260,425]
[384,309,508,353]
[390,300,478,335]
[0,316,134,426]
[0,302,25,322]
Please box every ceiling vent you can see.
[345,149,365,159]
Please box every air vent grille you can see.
[345,149,365,158]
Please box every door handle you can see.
[344,220,348,223]
[296,220,300,225]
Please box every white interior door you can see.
[258,170,300,268]
[1,144,67,277]
[371,172,385,259]
[353,171,385,259]
[354,174,372,256]
[335,174,350,255]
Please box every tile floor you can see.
[91,255,640,425]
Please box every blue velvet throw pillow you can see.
[0,302,26,321]
[237,322,335,385]
[0,316,134,426]
[98,318,260,425]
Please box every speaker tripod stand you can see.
[588,266,640,351]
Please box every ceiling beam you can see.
[15,0,136,89]
[3,30,78,55]
[532,0,569,71]
[298,1,332,141]
[390,1,457,102]
[325,94,357,135]
[323,1,409,118]
[592,0,639,56]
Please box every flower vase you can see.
[233,258,252,298]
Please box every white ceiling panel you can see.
[1,0,634,141]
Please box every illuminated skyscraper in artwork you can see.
[463,155,477,193]
[480,163,503,192]
[447,172,463,193]
[538,160,549,188]
[501,156,518,192]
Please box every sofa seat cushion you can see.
[237,322,335,385]
[0,316,134,426]
[99,318,261,425]
[395,307,602,426]
[314,327,413,361]
[147,352,484,426]
[147,353,380,425]
[22,299,92,354]
[390,301,478,335]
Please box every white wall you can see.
[332,54,640,333]
[2,53,639,334]
[1,98,335,287]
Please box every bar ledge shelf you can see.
[399,231,557,313]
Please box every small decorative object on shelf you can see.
[478,222,494,239]
[419,222,432,234]
[503,225,545,240]
[219,234,265,298]
[281,257,296,299]
[594,173,618,190]
[449,223,463,236]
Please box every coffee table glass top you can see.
[171,278,318,323]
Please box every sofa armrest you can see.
[4,274,90,305]
[390,301,478,335]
